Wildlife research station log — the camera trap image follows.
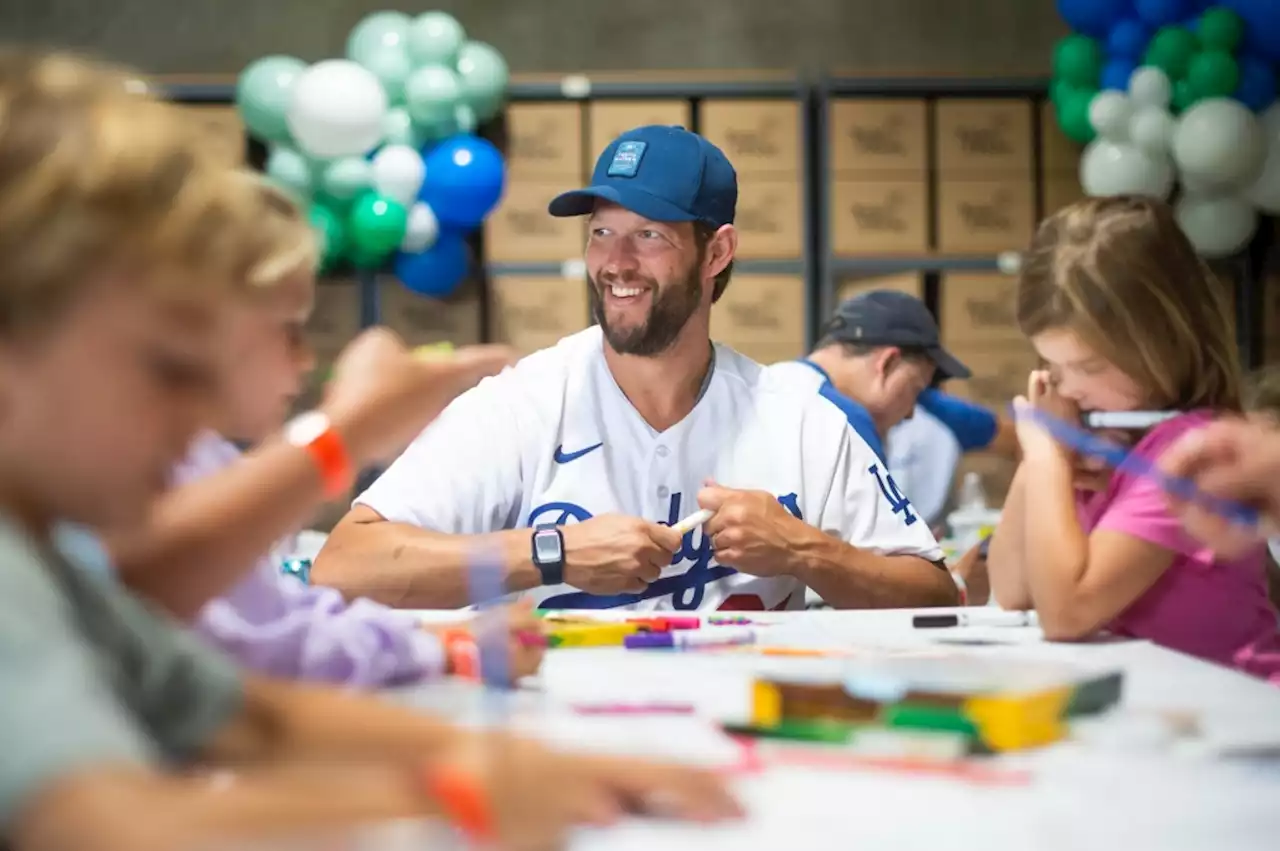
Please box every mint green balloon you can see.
[346,11,410,62]
[383,106,425,148]
[454,103,477,135]
[320,157,373,204]
[404,65,462,127]
[236,55,306,142]
[455,41,509,122]
[359,43,413,103]
[265,146,313,200]
[407,11,466,66]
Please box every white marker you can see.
[670,508,714,536]
[1084,411,1179,430]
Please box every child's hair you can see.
[0,49,284,334]
[1244,367,1280,420]
[240,176,319,290]
[1016,196,1242,411]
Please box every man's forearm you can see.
[110,438,330,620]
[794,535,957,609]
[312,510,540,608]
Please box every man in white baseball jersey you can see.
[313,126,952,612]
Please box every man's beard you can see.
[589,268,702,357]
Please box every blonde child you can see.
[0,50,738,851]
[106,178,543,685]
[987,196,1280,681]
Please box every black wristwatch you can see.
[531,524,565,586]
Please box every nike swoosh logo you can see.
[553,442,604,464]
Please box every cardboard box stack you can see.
[703,98,808,363]
[1039,102,1087,219]
[484,102,590,353]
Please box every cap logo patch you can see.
[607,141,646,177]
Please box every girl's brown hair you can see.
[1016,195,1242,411]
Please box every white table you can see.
[337,609,1280,850]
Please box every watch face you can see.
[534,529,562,563]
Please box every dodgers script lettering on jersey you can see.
[355,327,942,611]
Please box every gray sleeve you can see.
[0,555,158,829]
[96,581,246,763]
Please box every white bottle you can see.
[947,472,1001,552]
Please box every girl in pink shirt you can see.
[987,196,1280,682]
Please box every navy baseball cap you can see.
[823,290,971,380]
[548,125,737,227]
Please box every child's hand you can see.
[1012,370,1077,463]
[322,328,517,467]
[425,731,744,849]
[427,601,546,683]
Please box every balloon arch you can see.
[235,10,509,298]
[1052,0,1280,258]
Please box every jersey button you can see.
[656,445,669,458]
[657,485,670,499]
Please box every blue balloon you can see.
[1056,0,1131,37]
[1136,0,1191,26]
[394,231,470,298]
[1235,54,1278,111]
[1108,19,1153,58]
[1101,58,1139,91]
[419,136,506,231]
[1225,0,1280,63]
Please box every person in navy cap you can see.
[318,126,954,613]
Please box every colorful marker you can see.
[571,703,696,715]
[707,616,753,626]
[545,622,639,648]
[628,616,701,631]
[625,627,756,650]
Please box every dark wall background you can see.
[6,0,1067,75]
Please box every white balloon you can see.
[1172,98,1267,192]
[401,202,440,253]
[1129,108,1175,157]
[286,60,388,159]
[1089,91,1134,142]
[371,144,426,206]
[1246,134,1280,214]
[1174,194,1258,259]
[1261,102,1280,137]
[1128,66,1172,110]
[1079,139,1175,200]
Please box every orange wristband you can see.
[441,628,481,680]
[423,766,495,841]
[285,411,355,500]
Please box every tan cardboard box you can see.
[588,100,692,166]
[700,99,802,177]
[829,179,930,255]
[733,177,804,259]
[503,102,585,180]
[485,179,585,263]
[378,274,483,347]
[488,275,591,355]
[936,178,1035,255]
[935,99,1034,177]
[828,98,928,177]
[711,275,807,364]
[939,273,1024,347]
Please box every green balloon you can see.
[320,157,372,204]
[1172,78,1199,113]
[1053,35,1104,88]
[1049,77,1074,108]
[1057,87,1097,145]
[404,65,463,127]
[309,204,346,271]
[1197,7,1244,53]
[346,11,411,62]
[265,146,312,200]
[456,41,509,121]
[1144,27,1199,80]
[1187,49,1240,99]
[236,55,306,143]
[382,106,425,149]
[347,192,409,267]
[407,11,466,66]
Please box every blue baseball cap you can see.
[548,125,737,228]
[823,290,971,380]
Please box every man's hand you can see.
[322,328,517,467]
[1159,418,1280,557]
[560,515,683,595]
[430,730,742,850]
[697,484,809,576]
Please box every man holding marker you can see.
[314,125,950,612]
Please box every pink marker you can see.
[571,703,696,715]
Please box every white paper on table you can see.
[518,713,746,768]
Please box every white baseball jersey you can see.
[356,327,942,611]
[887,408,962,528]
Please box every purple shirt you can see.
[174,432,444,687]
